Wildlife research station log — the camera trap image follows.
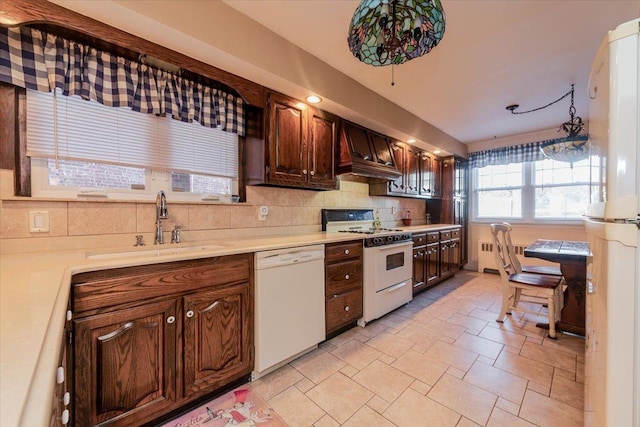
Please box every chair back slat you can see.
[490,223,518,278]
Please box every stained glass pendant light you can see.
[348,0,446,67]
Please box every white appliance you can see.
[321,209,413,326]
[252,244,325,380]
[584,18,640,427]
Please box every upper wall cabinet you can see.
[370,141,441,199]
[246,91,339,190]
[338,121,402,181]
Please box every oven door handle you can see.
[385,281,409,293]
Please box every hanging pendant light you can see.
[506,84,588,164]
[347,0,446,67]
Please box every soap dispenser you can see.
[373,211,382,230]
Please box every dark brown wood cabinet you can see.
[50,314,71,427]
[339,121,402,181]
[441,156,469,267]
[70,254,253,427]
[247,91,339,190]
[370,141,440,198]
[325,240,363,336]
[411,227,461,295]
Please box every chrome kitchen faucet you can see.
[155,190,169,244]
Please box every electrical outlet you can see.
[29,211,50,232]
[258,205,268,221]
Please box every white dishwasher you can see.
[253,244,325,380]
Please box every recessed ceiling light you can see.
[433,149,442,154]
[407,138,416,144]
[306,95,322,104]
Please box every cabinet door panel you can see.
[412,247,426,292]
[388,143,405,194]
[268,95,305,182]
[74,300,177,427]
[405,148,420,195]
[369,132,395,166]
[309,110,337,186]
[426,243,440,285]
[419,153,433,196]
[344,122,375,161]
[183,283,251,395]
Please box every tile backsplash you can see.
[0,171,426,254]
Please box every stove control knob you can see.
[386,236,394,244]
[374,237,383,246]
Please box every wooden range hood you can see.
[337,120,403,181]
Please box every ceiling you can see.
[222,1,639,146]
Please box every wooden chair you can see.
[501,222,563,277]
[490,223,563,339]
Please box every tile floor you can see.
[248,271,585,427]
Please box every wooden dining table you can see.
[524,239,591,337]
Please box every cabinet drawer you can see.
[326,288,363,333]
[427,232,440,243]
[440,230,452,240]
[326,241,362,262]
[451,228,461,239]
[412,233,427,246]
[72,254,251,314]
[326,260,362,295]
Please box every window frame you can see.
[471,159,590,225]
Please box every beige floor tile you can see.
[477,355,496,366]
[542,333,586,356]
[395,323,442,346]
[479,325,527,349]
[365,331,414,358]
[306,372,374,424]
[428,374,497,425]
[468,307,501,322]
[330,339,382,370]
[384,388,461,427]
[290,348,346,385]
[252,365,305,400]
[487,407,536,427]
[391,349,449,386]
[411,343,428,353]
[447,313,489,331]
[339,364,359,378]
[447,366,467,379]
[357,321,388,338]
[495,396,520,415]
[295,377,315,393]
[550,374,584,410]
[313,414,340,427]
[527,380,550,396]
[352,359,413,403]
[424,340,479,372]
[268,386,325,427]
[342,405,396,427]
[576,361,585,384]
[326,327,364,347]
[519,390,584,427]
[465,328,482,336]
[409,379,432,395]
[366,394,391,414]
[464,361,527,404]
[554,367,576,381]
[378,354,396,365]
[494,349,554,388]
[376,312,415,330]
[520,341,576,372]
[424,318,467,339]
[454,332,504,359]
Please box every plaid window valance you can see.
[468,136,587,168]
[0,26,245,136]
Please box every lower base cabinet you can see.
[412,227,462,295]
[70,254,253,427]
[325,241,363,336]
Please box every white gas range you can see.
[322,209,413,326]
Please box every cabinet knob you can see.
[303,169,308,174]
[186,310,195,318]
[344,274,350,280]
[56,366,65,384]
[344,305,350,312]
[344,249,350,255]
[310,170,315,176]
[61,409,70,425]
[166,316,176,324]
[63,391,70,406]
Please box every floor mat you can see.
[159,386,287,427]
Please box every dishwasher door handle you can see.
[385,281,409,293]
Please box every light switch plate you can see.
[29,211,50,233]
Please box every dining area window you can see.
[470,140,597,222]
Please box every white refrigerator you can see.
[583,18,640,427]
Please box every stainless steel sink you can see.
[86,243,231,260]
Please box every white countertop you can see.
[0,224,459,427]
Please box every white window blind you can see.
[26,89,238,178]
